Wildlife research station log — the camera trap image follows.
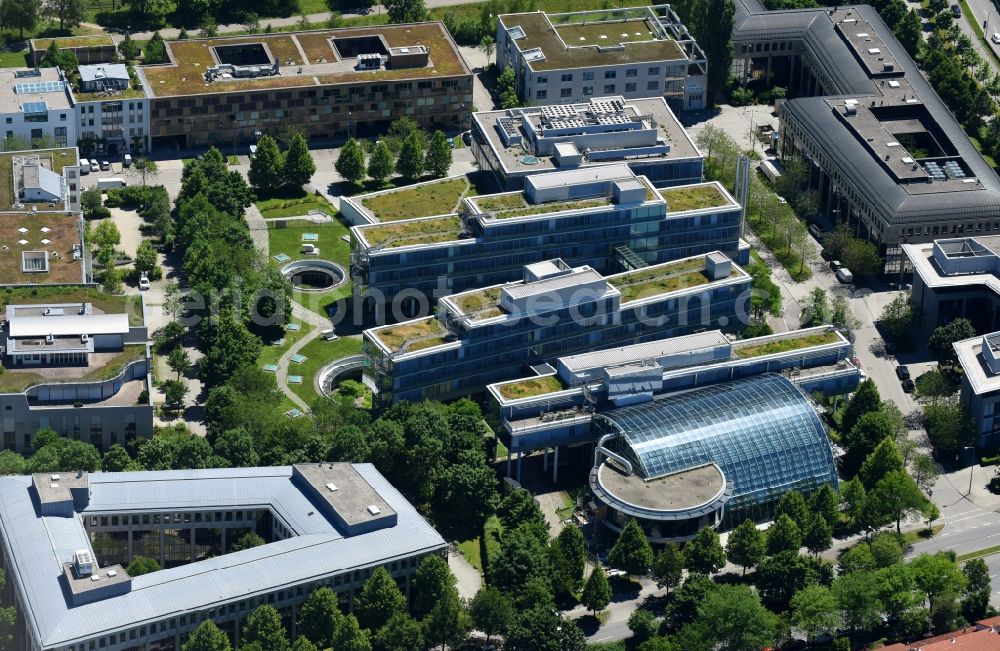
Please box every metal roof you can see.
[78,64,131,83]
[0,465,445,648]
[524,163,634,191]
[21,164,62,201]
[559,330,730,373]
[9,313,128,338]
[597,374,838,515]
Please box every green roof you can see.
[662,184,732,212]
[609,258,712,303]
[359,215,464,249]
[732,330,842,359]
[0,344,146,394]
[361,177,471,222]
[373,317,451,353]
[450,287,503,319]
[496,374,565,400]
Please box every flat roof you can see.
[903,239,1000,296]
[472,97,701,175]
[294,463,395,527]
[137,24,469,98]
[31,35,114,49]
[559,330,731,373]
[500,10,686,72]
[0,465,445,649]
[596,461,726,512]
[0,68,72,114]
[8,312,128,338]
[954,336,1000,395]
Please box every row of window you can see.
[537,66,663,84]
[535,81,659,99]
[88,510,262,529]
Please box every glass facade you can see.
[597,374,838,526]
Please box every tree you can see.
[118,34,139,62]
[774,490,809,528]
[608,518,653,577]
[915,369,954,406]
[335,137,366,186]
[496,489,548,540]
[431,458,498,542]
[859,436,905,489]
[925,402,974,461]
[125,556,160,576]
[497,67,521,109]
[652,543,684,591]
[167,346,190,381]
[291,638,318,651]
[425,130,452,178]
[551,525,587,595]
[726,519,765,575]
[911,552,968,610]
[283,133,316,190]
[834,569,883,637]
[133,158,157,186]
[844,410,901,477]
[101,265,123,294]
[841,378,881,437]
[199,310,262,388]
[504,607,586,651]
[479,34,495,62]
[124,0,166,16]
[395,131,425,180]
[766,513,802,555]
[695,584,781,651]
[880,293,917,339]
[244,605,289,651]
[1,0,38,39]
[0,450,25,475]
[330,614,371,651]
[488,524,551,595]
[135,239,158,278]
[102,444,139,472]
[691,0,734,106]
[367,140,394,186]
[385,0,425,23]
[297,587,339,647]
[842,239,883,275]
[92,219,121,266]
[580,565,612,616]
[962,557,991,622]
[929,318,977,363]
[811,483,841,528]
[627,609,658,643]
[803,512,833,556]
[872,470,926,533]
[355,567,406,632]
[230,532,265,551]
[423,583,469,650]
[468,587,512,644]
[896,9,923,57]
[144,31,168,64]
[372,612,423,651]
[791,584,841,642]
[684,526,726,575]
[411,554,453,620]
[42,0,82,29]
[163,379,187,411]
[248,135,284,195]
[181,621,232,651]
[213,427,259,467]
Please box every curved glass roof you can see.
[596,374,837,513]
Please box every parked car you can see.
[98,177,127,190]
[89,160,100,173]
[836,267,854,283]
[830,260,843,271]
[138,274,150,291]
[951,4,961,17]
[992,32,1000,44]
[123,154,132,168]
[462,130,472,145]
[808,223,823,238]
[320,329,338,341]
[902,378,916,393]
[99,160,110,171]
[79,161,89,175]
[895,365,911,380]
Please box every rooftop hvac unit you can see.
[367,505,381,515]
[45,333,53,344]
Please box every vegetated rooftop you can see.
[733,330,842,359]
[474,192,610,219]
[0,148,77,210]
[74,87,147,102]
[662,184,731,212]
[451,287,503,319]
[502,12,685,71]
[32,35,114,49]
[361,177,471,222]
[0,214,83,284]
[0,343,146,394]
[609,258,713,303]
[359,215,464,249]
[139,24,467,98]
[373,317,451,354]
[497,374,565,400]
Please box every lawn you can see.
[0,49,27,68]
[497,375,565,400]
[457,515,502,573]
[360,178,471,222]
[902,524,944,545]
[267,218,350,268]
[733,331,841,358]
[257,324,308,368]
[256,193,335,220]
[0,343,146,393]
[451,287,502,318]
[288,335,363,405]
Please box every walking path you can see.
[245,203,269,258]
[276,301,331,410]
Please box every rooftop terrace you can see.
[502,10,686,71]
[138,24,468,98]
[0,343,146,394]
[370,316,451,354]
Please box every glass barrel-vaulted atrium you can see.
[589,374,838,542]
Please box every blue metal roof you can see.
[0,465,445,649]
[597,374,838,514]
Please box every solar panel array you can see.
[14,81,64,94]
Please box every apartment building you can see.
[134,24,472,150]
[496,5,707,110]
[346,164,746,313]
[362,253,752,408]
[471,96,704,191]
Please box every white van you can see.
[79,161,89,175]
[98,177,127,190]
[836,267,854,284]
[89,160,100,173]
[123,154,132,168]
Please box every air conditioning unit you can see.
[45,334,53,344]
[80,334,89,343]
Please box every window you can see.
[605,71,616,79]
[626,68,637,77]
[647,81,659,91]
[583,86,593,96]
[648,66,660,75]
[4,118,10,124]
[59,113,66,121]
[561,73,573,82]
[536,75,548,84]
[583,71,594,81]
[604,84,616,94]
[535,90,547,99]
[560,88,572,97]
[625,82,636,93]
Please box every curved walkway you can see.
[276,301,332,410]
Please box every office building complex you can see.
[903,236,1000,333]
[0,68,75,148]
[470,96,704,191]
[0,297,152,454]
[0,463,446,650]
[488,325,858,481]
[733,0,1000,273]
[132,24,471,150]
[953,332,1000,449]
[496,6,707,110]
[362,253,752,408]
[346,164,746,310]
[590,374,839,541]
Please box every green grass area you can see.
[457,515,502,573]
[257,325,308,368]
[902,524,944,545]
[451,287,501,318]
[256,193,335,220]
[495,437,508,461]
[497,375,565,400]
[287,335,363,405]
[610,259,711,302]
[267,218,350,267]
[0,344,146,393]
[0,49,28,68]
[360,178,470,222]
[474,192,609,219]
[475,192,526,213]
[0,287,143,325]
[957,543,1000,562]
[373,318,450,354]
[32,34,114,48]
[662,184,730,212]
[733,331,841,359]
[359,215,464,249]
